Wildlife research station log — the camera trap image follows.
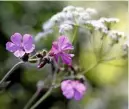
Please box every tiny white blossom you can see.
[86,20,107,31]
[50,12,66,24]
[122,40,129,55]
[43,20,54,31]
[78,12,91,24]
[65,11,74,20]
[85,8,97,15]
[108,30,125,39]
[59,23,73,33]
[116,31,125,38]
[100,17,119,23]
[73,11,79,17]
[108,30,124,44]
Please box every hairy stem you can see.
[23,91,39,109]
[0,61,24,86]
[98,35,106,58]
[30,69,57,109]
[30,87,53,109]
[72,25,78,43]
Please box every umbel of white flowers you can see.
[35,5,128,56]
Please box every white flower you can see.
[59,23,73,33]
[78,12,91,24]
[122,40,129,55]
[85,8,97,15]
[116,31,125,38]
[108,30,125,39]
[100,17,119,23]
[108,30,124,43]
[73,11,79,17]
[65,11,74,20]
[50,12,66,24]
[86,20,107,31]
[42,20,54,31]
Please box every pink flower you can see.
[6,33,35,57]
[61,80,86,100]
[49,36,74,65]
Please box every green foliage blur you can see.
[0,1,127,109]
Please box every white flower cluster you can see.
[49,6,97,34]
[99,17,119,29]
[35,5,128,56]
[85,20,107,33]
[100,17,119,24]
[108,30,125,43]
[122,37,129,55]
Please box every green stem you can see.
[30,71,57,109]
[23,91,39,109]
[82,55,124,75]
[72,25,78,43]
[102,44,113,58]
[30,87,53,109]
[98,35,106,58]
[82,63,98,74]
[0,61,24,86]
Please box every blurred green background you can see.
[0,1,128,109]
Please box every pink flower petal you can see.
[58,36,69,47]
[61,52,72,65]
[23,34,35,53]
[11,33,22,46]
[74,90,83,100]
[14,49,25,57]
[6,42,19,52]
[63,88,74,99]
[51,41,59,54]
[61,80,74,99]
[61,80,72,91]
[62,43,74,51]
[75,82,86,94]
[50,36,74,65]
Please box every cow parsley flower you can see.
[122,39,129,55]
[85,8,97,16]
[61,80,86,100]
[59,23,73,34]
[86,20,107,32]
[6,33,35,57]
[99,17,119,29]
[108,30,125,43]
[49,36,74,65]
[100,17,119,24]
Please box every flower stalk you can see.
[0,61,24,86]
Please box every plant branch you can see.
[0,61,24,86]
[72,25,78,43]
[29,61,57,109]
[23,91,39,109]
